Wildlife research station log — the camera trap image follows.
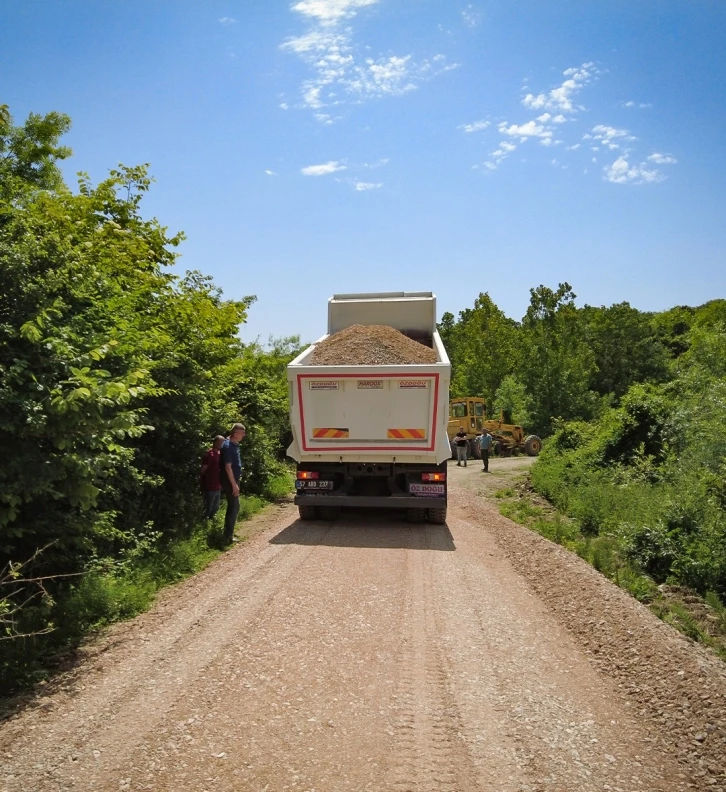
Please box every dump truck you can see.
[447,396,542,458]
[287,292,451,524]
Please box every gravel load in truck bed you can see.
[310,324,437,366]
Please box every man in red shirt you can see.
[200,435,225,519]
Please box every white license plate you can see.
[296,480,333,490]
[409,483,445,495]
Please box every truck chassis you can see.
[294,461,447,524]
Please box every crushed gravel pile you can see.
[310,324,437,366]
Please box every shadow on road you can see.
[270,510,456,551]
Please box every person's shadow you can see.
[270,509,456,551]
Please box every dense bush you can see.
[531,324,726,599]
[0,110,298,690]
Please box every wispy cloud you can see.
[282,0,457,118]
[218,16,237,25]
[292,0,378,24]
[466,61,673,185]
[458,119,490,133]
[522,62,599,113]
[648,152,678,165]
[622,100,652,109]
[462,4,480,28]
[586,124,635,151]
[354,181,382,191]
[301,160,347,176]
[604,155,672,184]
[499,120,553,141]
[265,169,277,176]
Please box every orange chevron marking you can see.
[387,428,426,440]
[312,428,349,439]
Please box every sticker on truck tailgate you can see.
[357,380,383,389]
[398,380,429,389]
[409,483,445,496]
[309,381,339,390]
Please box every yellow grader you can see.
[447,397,542,460]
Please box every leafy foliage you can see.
[0,109,298,690]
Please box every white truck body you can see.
[287,292,451,466]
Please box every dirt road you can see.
[2,459,725,791]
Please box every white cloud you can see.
[292,0,379,24]
[282,1,455,119]
[589,124,635,150]
[462,4,480,27]
[499,120,552,141]
[459,119,490,133]
[648,152,678,165]
[265,170,276,176]
[353,181,382,190]
[279,102,290,110]
[522,62,598,114]
[623,100,652,109]
[552,114,567,124]
[218,16,237,25]
[301,160,347,176]
[604,155,664,184]
[362,157,389,168]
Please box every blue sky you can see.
[2,1,725,343]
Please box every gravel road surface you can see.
[2,459,725,791]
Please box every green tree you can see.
[519,283,596,435]
[438,293,517,403]
[493,375,533,428]
[0,107,71,203]
[581,302,669,398]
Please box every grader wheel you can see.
[524,435,542,456]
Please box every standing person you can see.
[199,435,225,519]
[219,423,246,544]
[454,427,468,467]
[478,429,494,473]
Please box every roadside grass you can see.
[1,470,295,694]
[64,469,295,634]
[494,479,726,661]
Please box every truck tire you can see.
[298,505,319,521]
[524,435,542,456]
[427,508,447,525]
[406,507,426,523]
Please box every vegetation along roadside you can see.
[494,460,726,661]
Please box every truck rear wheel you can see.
[427,508,447,525]
[298,505,319,521]
[406,508,426,523]
[524,435,542,456]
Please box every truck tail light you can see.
[422,472,446,482]
[297,471,319,480]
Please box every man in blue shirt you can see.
[477,430,494,472]
[219,423,246,544]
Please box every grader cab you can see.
[446,397,541,459]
